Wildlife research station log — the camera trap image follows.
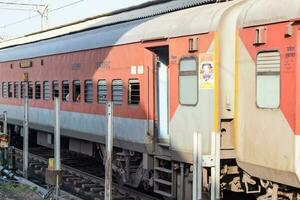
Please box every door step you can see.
[154,156,174,199]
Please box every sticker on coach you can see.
[199,53,214,89]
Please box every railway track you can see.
[12,147,160,200]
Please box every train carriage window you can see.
[179,57,198,105]
[2,82,7,98]
[35,81,41,100]
[43,81,50,100]
[84,80,93,103]
[28,81,33,99]
[8,82,12,98]
[14,82,19,98]
[21,81,26,99]
[112,79,123,104]
[73,80,81,102]
[52,81,59,100]
[256,51,280,109]
[62,81,69,102]
[128,79,140,105]
[97,80,107,104]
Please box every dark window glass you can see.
[35,81,41,100]
[14,82,19,98]
[84,80,93,103]
[28,81,33,99]
[128,79,140,105]
[73,80,81,102]
[62,81,69,102]
[8,82,12,98]
[52,81,59,100]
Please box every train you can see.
[0,0,300,199]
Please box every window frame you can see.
[2,82,7,98]
[35,81,41,100]
[8,82,12,98]
[178,56,199,106]
[21,81,26,99]
[255,50,281,109]
[14,82,19,98]
[43,81,50,101]
[84,80,93,103]
[97,79,107,104]
[62,80,69,102]
[28,81,33,99]
[112,79,123,105]
[72,80,81,102]
[52,80,59,100]
[128,79,140,105]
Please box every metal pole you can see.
[215,133,221,200]
[54,97,61,200]
[3,111,7,135]
[3,111,7,166]
[23,96,29,179]
[193,132,202,200]
[180,162,184,200]
[197,133,202,200]
[105,101,113,200]
[210,133,216,200]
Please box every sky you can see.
[0,0,149,40]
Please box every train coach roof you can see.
[238,0,300,27]
[0,0,238,62]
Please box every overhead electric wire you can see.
[0,1,45,6]
[0,0,84,30]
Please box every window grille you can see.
[43,81,50,100]
[128,79,140,105]
[84,80,93,103]
[97,80,107,104]
[112,79,123,104]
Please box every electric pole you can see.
[0,1,49,30]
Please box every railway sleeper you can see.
[90,187,104,193]
[81,183,99,190]
[73,180,91,187]
[65,177,82,182]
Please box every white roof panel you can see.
[0,0,238,62]
[238,0,300,27]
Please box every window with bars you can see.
[73,80,81,102]
[112,79,123,104]
[14,82,19,98]
[52,81,59,100]
[62,81,69,102]
[35,81,41,100]
[43,81,50,100]
[2,82,7,98]
[256,51,280,108]
[97,80,107,104]
[84,80,93,103]
[8,82,12,98]
[21,81,26,99]
[28,81,33,99]
[128,79,140,105]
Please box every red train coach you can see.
[0,0,229,198]
[0,0,300,199]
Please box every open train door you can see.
[153,46,170,145]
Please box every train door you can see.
[154,47,169,144]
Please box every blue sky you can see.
[0,0,148,40]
